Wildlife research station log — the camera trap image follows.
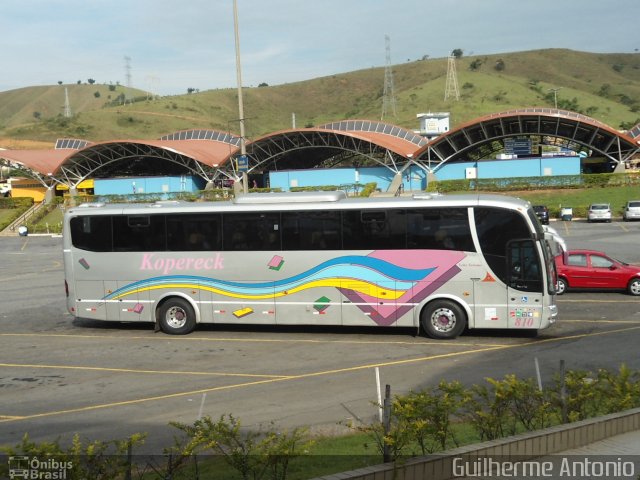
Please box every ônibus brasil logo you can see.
[8,456,73,479]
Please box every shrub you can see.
[171,414,313,480]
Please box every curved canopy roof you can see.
[243,120,426,173]
[1,111,638,189]
[415,108,639,166]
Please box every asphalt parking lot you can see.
[1,221,640,455]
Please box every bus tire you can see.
[421,300,466,339]
[158,297,196,335]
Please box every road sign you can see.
[237,154,249,172]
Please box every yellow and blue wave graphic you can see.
[104,255,436,302]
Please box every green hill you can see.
[1,49,639,144]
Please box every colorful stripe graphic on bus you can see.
[103,250,465,326]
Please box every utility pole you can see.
[548,87,562,109]
[233,0,248,195]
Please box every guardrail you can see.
[0,202,44,236]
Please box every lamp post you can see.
[548,87,562,109]
[233,0,248,194]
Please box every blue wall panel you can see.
[435,157,580,181]
[269,166,427,192]
[94,176,205,195]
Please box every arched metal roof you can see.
[318,120,427,148]
[415,108,639,167]
[241,121,425,175]
[1,112,638,190]
[0,130,242,188]
[55,139,234,186]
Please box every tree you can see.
[57,81,63,85]
[94,91,101,98]
[597,83,611,98]
[469,59,483,71]
[32,111,41,120]
[88,78,96,85]
[451,48,463,59]
[258,82,269,87]
[494,59,505,71]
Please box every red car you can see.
[555,249,640,296]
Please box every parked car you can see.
[533,205,549,225]
[587,203,612,223]
[555,249,640,296]
[623,200,640,221]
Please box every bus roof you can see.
[65,192,531,216]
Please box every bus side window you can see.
[406,208,474,252]
[281,211,341,250]
[113,215,166,252]
[167,214,222,251]
[223,213,280,251]
[343,209,406,249]
[70,215,112,252]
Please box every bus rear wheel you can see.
[421,300,466,339]
[158,297,196,335]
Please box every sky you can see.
[2,0,638,96]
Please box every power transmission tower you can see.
[381,35,397,120]
[63,87,72,118]
[124,56,132,103]
[444,55,460,101]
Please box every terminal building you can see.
[0,108,638,201]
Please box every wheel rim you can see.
[557,280,566,294]
[166,306,188,329]
[430,307,457,333]
[630,280,640,296]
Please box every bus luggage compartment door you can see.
[472,277,508,329]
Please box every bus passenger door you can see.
[506,240,544,329]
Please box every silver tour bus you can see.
[63,191,558,339]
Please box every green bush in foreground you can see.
[2,366,640,479]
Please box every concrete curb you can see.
[312,407,640,480]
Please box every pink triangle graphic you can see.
[338,250,466,326]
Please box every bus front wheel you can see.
[421,300,466,339]
[158,297,196,335]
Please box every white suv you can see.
[587,203,612,223]
[623,200,640,221]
